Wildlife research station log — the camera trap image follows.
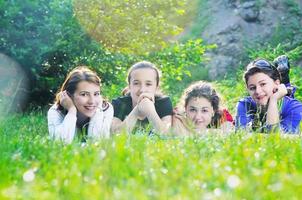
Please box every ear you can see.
[274,79,281,85]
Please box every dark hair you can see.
[179,81,223,128]
[55,66,101,111]
[244,58,281,84]
[122,61,161,95]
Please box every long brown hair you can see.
[55,66,101,111]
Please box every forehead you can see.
[187,97,212,108]
[247,72,273,85]
[76,81,100,91]
[130,68,157,81]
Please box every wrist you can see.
[68,106,77,114]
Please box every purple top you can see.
[235,96,302,133]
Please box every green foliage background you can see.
[1,0,302,198]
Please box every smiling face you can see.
[247,72,280,106]
[73,81,101,118]
[185,97,214,130]
[129,68,158,105]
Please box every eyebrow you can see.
[248,79,267,87]
[189,106,210,109]
[79,90,100,93]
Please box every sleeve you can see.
[47,105,77,144]
[235,98,254,129]
[112,97,130,121]
[285,83,296,99]
[280,98,302,133]
[88,103,114,139]
[155,97,173,118]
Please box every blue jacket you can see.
[236,96,302,133]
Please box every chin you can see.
[81,111,96,118]
[195,124,207,131]
[257,100,268,106]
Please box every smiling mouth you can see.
[195,120,204,124]
[256,96,265,101]
[84,106,96,111]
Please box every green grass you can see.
[1,113,302,199]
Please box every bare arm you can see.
[138,98,171,134]
[111,106,140,133]
[266,84,287,125]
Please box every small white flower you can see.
[161,168,168,174]
[214,188,222,196]
[227,175,241,188]
[99,149,106,160]
[23,168,37,182]
[254,152,260,159]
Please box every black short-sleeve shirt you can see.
[112,95,173,124]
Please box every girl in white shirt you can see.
[47,66,113,143]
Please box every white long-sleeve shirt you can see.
[47,103,113,143]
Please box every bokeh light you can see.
[73,0,198,54]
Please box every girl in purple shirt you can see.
[235,57,302,133]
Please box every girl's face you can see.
[247,72,279,106]
[185,97,214,130]
[73,81,101,118]
[129,68,158,105]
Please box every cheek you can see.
[73,96,85,106]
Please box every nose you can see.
[195,111,203,120]
[255,86,262,94]
[87,95,94,104]
[139,85,147,93]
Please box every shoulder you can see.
[238,96,254,104]
[282,96,302,112]
[47,104,65,122]
[237,96,256,109]
[155,96,172,104]
[112,95,132,106]
[48,104,62,115]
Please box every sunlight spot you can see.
[269,160,277,168]
[64,179,69,186]
[51,179,58,186]
[267,182,282,192]
[73,0,198,54]
[99,149,106,160]
[225,166,232,172]
[12,152,22,161]
[227,175,241,189]
[1,185,18,198]
[214,188,222,196]
[254,152,260,159]
[161,168,168,174]
[213,162,220,168]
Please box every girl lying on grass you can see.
[111,61,173,134]
[172,81,234,136]
[235,56,302,133]
[48,66,113,143]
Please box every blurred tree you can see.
[73,0,198,54]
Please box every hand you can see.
[271,84,288,101]
[137,97,156,118]
[273,55,290,73]
[59,90,76,111]
[137,92,155,104]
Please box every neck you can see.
[76,112,89,128]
